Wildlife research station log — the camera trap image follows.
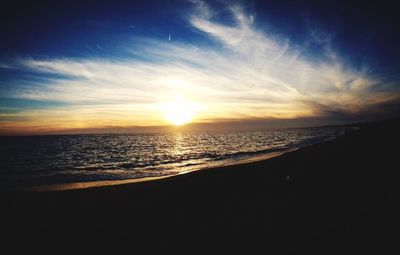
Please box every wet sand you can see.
[1,119,400,254]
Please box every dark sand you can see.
[1,119,400,254]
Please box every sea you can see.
[0,126,346,190]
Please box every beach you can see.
[1,119,399,254]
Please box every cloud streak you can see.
[1,1,399,133]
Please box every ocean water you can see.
[0,127,345,189]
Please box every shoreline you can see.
[23,150,292,192]
[20,131,346,192]
[2,126,349,193]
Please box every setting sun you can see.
[164,95,196,126]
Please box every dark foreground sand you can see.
[1,119,400,254]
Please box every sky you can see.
[0,0,399,135]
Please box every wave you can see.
[0,126,345,189]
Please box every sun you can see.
[164,95,195,126]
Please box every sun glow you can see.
[164,95,196,126]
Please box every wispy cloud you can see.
[1,0,399,133]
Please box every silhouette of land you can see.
[1,119,399,254]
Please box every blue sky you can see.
[0,0,399,134]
